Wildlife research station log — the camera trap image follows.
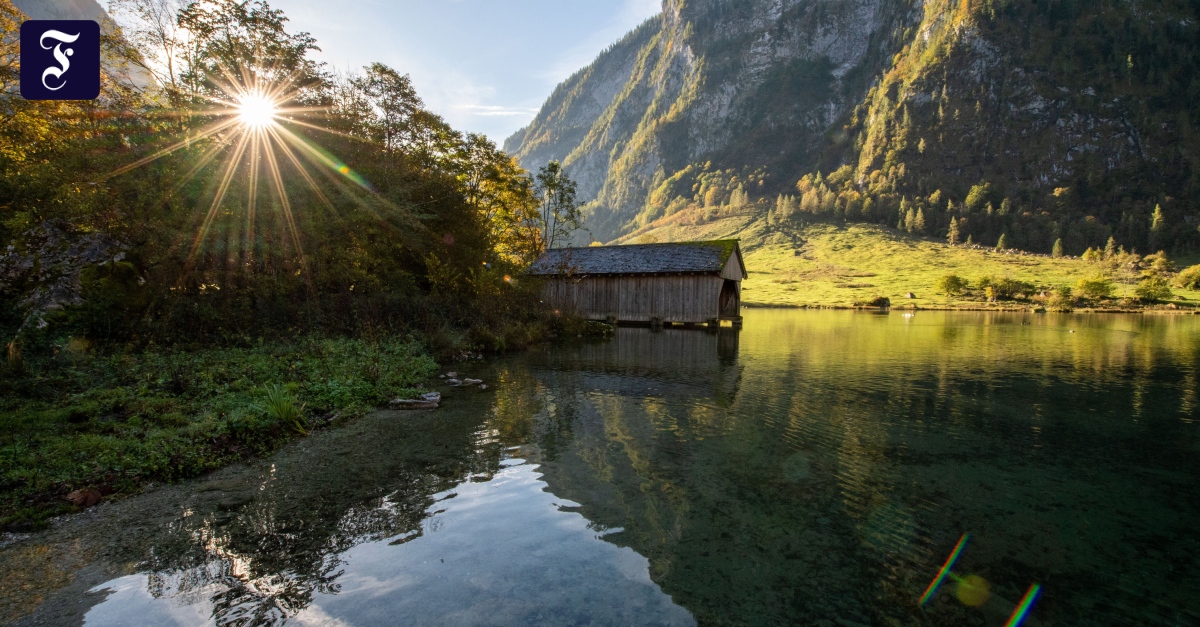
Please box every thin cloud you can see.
[454,104,541,117]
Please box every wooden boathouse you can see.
[527,240,747,327]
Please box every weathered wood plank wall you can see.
[542,274,726,322]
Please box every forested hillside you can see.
[506,0,1200,255]
[0,0,556,349]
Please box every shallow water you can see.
[9,310,1200,626]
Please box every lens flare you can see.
[1003,584,1042,627]
[98,59,421,299]
[954,574,991,607]
[237,93,277,128]
[919,533,969,606]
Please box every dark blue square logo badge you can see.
[20,20,101,100]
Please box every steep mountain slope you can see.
[12,0,155,88]
[506,0,919,242]
[506,0,1200,254]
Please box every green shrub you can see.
[935,274,969,296]
[1175,264,1200,290]
[1135,276,1173,302]
[1075,276,1114,300]
[1047,286,1074,310]
[977,276,1036,300]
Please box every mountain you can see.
[505,0,1200,254]
[12,0,106,20]
[12,0,155,89]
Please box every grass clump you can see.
[253,384,308,435]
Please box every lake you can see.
[5,310,1199,626]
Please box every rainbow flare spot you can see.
[919,533,969,606]
[1003,583,1042,627]
[273,125,375,192]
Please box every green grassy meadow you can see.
[618,217,1200,310]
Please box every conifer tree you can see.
[1149,204,1165,248]
[914,208,927,234]
[947,217,960,245]
[1052,238,1064,258]
[1104,236,1117,259]
[995,233,1008,251]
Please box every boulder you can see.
[446,378,461,386]
[462,378,482,385]
[906,292,917,299]
[390,392,441,410]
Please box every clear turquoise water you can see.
[70,311,1200,626]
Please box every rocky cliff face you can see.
[12,0,107,21]
[505,0,921,242]
[507,0,1200,252]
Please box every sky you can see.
[269,0,662,145]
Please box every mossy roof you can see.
[527,240,744,277]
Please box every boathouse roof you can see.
[527,240,746,278]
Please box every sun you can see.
[237,92,278,128]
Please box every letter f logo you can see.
[39,29,81,91]
[20,20,100,100]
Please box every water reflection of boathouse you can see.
[527,240,747,327]
[534,326,743,404]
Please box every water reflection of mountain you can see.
[505,315,1200,627]
[515,327,896,625]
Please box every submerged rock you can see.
[446,379,462,386]
[462,378,482,385]
[390,392,441,410]
[66,489,103,507]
